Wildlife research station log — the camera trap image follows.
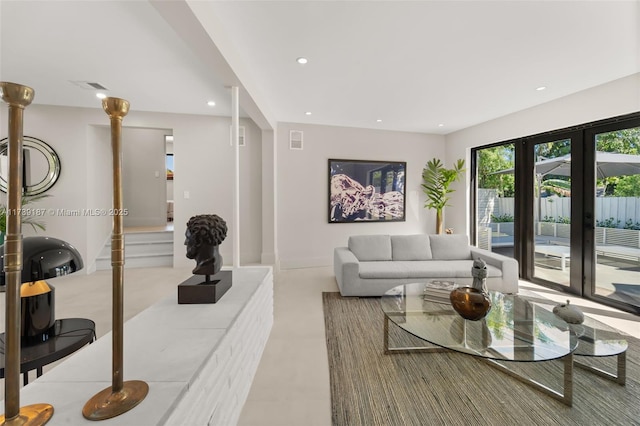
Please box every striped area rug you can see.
[322,292,640,426]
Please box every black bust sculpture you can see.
[185,214,228,276]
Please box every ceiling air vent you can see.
[229,125,246,146]
[290,130,303,150]
[69,81,109,90]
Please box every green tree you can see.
[477,144,515,197]
[596,128,640,154]
[535,139,571,161]
[596,127,640,196]
[610,175,640,196]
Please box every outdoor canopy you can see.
[491,151,640,220]
[493,151,640,178]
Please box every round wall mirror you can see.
[0,136,61,195]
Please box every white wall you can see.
[0,104,264,271]
[444,72,640,236]
[122,127,167,227]
[86,125,113,273]
[239,119,263,263]
[161,114,263,267]
[276,122,444,268]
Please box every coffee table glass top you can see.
[381,283,578,362]
[514,290,628,358]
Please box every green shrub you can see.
[597,217,621,228]
[541,216,570,224]
[491,214,514,223]
[624,219,640,230]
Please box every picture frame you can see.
[328,158,406,223]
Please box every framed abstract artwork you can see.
[328,158,406,223]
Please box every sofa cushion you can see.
[348,235,392,261]
[429,234,471,260]
[391,235,432,261]
[396,260,503,279]
[393,261,459,278]
[359,261,409,279]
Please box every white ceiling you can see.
[1,1,638,134]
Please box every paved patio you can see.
[492,244,640,307]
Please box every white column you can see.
[231,86,240,268]
[261,128,278,267]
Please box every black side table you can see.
[0,318,96,385]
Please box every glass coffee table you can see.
[519,292,628,386]
[381,283,628,406]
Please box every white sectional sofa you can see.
[334,234,519,297]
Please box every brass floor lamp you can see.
[82,97,148,420]
[0,82,54,425]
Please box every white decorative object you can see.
[553,299,584,324]
[471,257,488,293]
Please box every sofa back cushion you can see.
[348,235,392,261]
[391,235,432,260]
[429,234,471,260]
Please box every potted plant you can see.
[0,194,49,245]
[422,158,465,234]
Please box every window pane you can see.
[532,139,571,286]
[594,127,640,308]
[475,144,515,258]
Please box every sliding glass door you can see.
[472,143,515,258]
[472,113,640,315]
[528,137,573,290]
[586,122,640,309]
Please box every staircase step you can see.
[96,230,174,271]
[96,253,173,270]
[122,231,174,243]
[104,241,173,256]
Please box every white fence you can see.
[479,189,640,227]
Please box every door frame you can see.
[519,130,583,297]
[583,116,640,313]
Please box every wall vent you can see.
[229,125,246,146]
[290,130,303,150]
[70,80,109,90]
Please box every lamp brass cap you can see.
[102,97,130,118]
[0,81,35,107]
[20,280,52,297]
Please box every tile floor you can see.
[1,266,639,425]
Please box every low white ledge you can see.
[4,266,274,425]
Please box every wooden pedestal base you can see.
[177,271,232,304]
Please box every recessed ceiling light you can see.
[207,101,216,106]
[296,57,308,65]
[376,119,383,123]
[305,111,312,115]
[438,123,444,127]
[536,86,547,91]
[96,93,107,99]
